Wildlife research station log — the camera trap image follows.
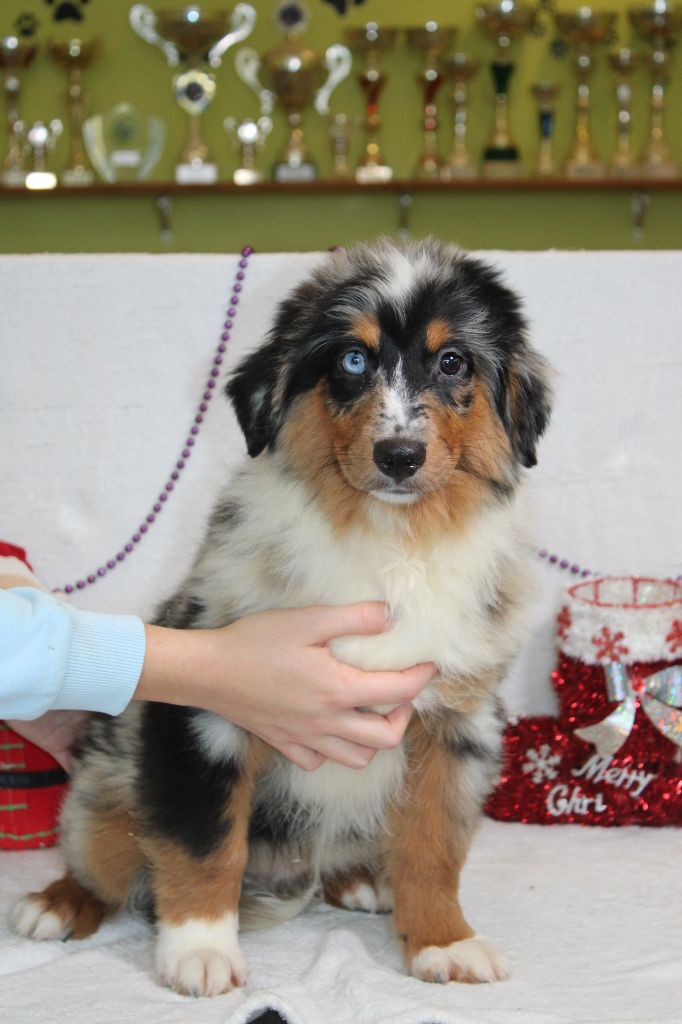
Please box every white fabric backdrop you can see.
[1,252,682,1024]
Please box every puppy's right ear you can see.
[226,339,282,457]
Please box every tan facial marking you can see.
[425,319,452,353]
[351,315,380,350]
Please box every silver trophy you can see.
[1,36,37,187]
[83,103,166,182]
[236,7,352,182]
[25,120,63,190]
[224,46,273,185]
[129,4,256,183]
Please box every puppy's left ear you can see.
[503,348,553,469]
[226,339,282,457]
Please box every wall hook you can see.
[156,194,173,246]
[631,189,650,242]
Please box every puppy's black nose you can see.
[373,440,426,482]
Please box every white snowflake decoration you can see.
[522,744,561,784]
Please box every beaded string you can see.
[53,242,680,591]
[55,246,254,594]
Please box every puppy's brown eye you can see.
[439,351,466,377]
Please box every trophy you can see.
[345,22,397,184]
[24,120,63,190]
[83,103,166,182]
[442,53,480,179]
[236,5,351,183]
[554,9,617,179]
[48,38,97,187]
[630,2,682,178]
[326,112,360,180]
[406,22,457,180]
[530,81,560,176]
[1,36,37,187]
[129,4,257,184]
[227,46,273,184]
[608,49,641,177]
[475,1,538,178]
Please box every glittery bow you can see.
[574,662,682,758]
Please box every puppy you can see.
[14,239,552,996]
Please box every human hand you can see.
[137,603,436,772]
[7,711,90,773]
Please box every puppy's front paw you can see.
[411,936,510,984]
[156,916,247,997]
[13,894,70,941]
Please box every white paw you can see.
[156,915,247,998]
[411,936,510,984]
[12,895,70,941]
[340,880,393,913]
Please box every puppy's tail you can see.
[238,885,317,931]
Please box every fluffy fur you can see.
[14,239,552,996]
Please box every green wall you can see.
[1,0,681,251]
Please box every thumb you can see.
[302,602,390,644]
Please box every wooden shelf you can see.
[1,177,682,197]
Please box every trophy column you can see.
[48,39,97,187]
[608,49,640,177]
[475,1,538,179]
[406,22,457,181]
[346,23,396,184]
[0,36,37,187]
[442,53,480,180]
[630,2,681,179]
[554,10,616,179]
[530,81,560,177]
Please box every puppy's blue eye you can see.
[341,350,367,375]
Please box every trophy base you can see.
[483,155,523,179]
[61,167,95,187]
[1,168,28,188]
[175,162,218,185]
[563,160,606,180]
[609,163,641,179]
[355,164,393,184]
[273,162,317,183]
[639,160,679,180]
[443,162,477,180]
[233,167,265,186]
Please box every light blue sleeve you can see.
[0,588,146,719]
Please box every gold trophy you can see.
[129,4,256,184]
[1,36,37,187]
[554,9,617,179]
[345,22,397,184]
[48,38,97,187]
[406,22,457,180]
[530,81,560,176]
[237,4,352,182]
[441,53,480,180]
[608,49,641,176]
[630,2,681,178]
[475,1,538,178]
[327,113,360,180]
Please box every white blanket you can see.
[1,251,681,1022]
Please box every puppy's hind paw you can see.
[411,936,510,984]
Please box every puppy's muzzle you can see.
[373,440,426,483]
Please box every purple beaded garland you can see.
[54,249,253,593]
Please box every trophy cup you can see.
[1,36,37,187]
[554,9,617,179]
[236,5,352,183]
[48,38,97,187]
[630,2,682,178]
[406,22,457,180]
[441,53,480,179]
[129,4,257,184]
[475,1,538,178]
[345,22,397,184]
[227,46,273,184]
[83,103,166,182]
[530,81,560,176]
[608,49,641,177]
[24,120,63,190]
[326,112,361,180]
